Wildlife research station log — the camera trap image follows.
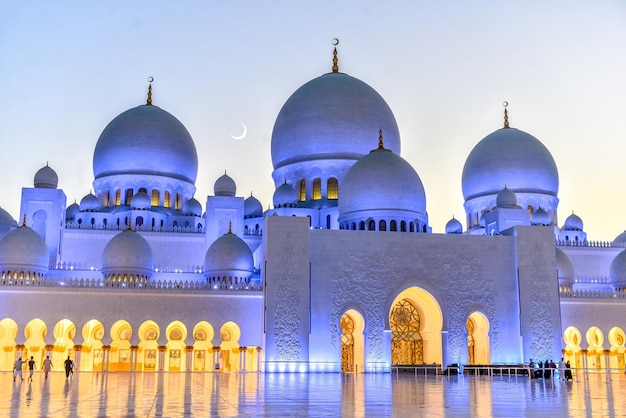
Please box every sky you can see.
[0,1,625,240]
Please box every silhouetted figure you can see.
[64,356,74,378]
[13,358,25,381]
[42,356,53,379]
[27,356,36,382]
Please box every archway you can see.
[563,326,583,369]
[608,327,625,372]
[340,310,365,373]
[24,319,47,370]
[586,326,605,371]
[52,319,76,369]
[219,321,241,372]
[192,322,214,372]
[110,320,132,371]
[81,320,104,371]
[0,318,18,371]
[165,321,187,372]
[389,288,443,366]
[466,312,490,365]
[138,321,160,372]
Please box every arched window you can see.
[351,222,356,230]
[368,220,375,231]
[327,178,338,199]
[359,221,365,230]
[175,193,182,210]
[307,215,311,226]
[125,189,133,205]
[400,221,406,232]
[410,222,414,232]
[103,218,108,226]
[136,216,143,227]
[379,220,386,231]
[327,215,331,229]
[299,180,306,202]
[313,178,321,200]
[115,189,121,206]
[390,220,397,231]
[164,191,171,208]
[103,190,110,207]
[151,190,159,206]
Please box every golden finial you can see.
[378,129,385,150]
[503,101,509,128]
[228,221,232,234]
[332,38,339,73]
[21,214,27,227]
[147,77,154,106]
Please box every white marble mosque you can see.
[1,45,625,375]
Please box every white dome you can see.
[130,191,151,210]
[80,193,100,212]
[563,213,583,231]
[271,72,400,171]
[184,198,202,216]
[496,187,518,209]
[66,202,80,221]
[610,249,626,288]
[0,207,14,240]
[532,207,551,225]
[244,195,263,218]
[273,182,297,208]
[34,164,58,189]
[214,173,236,197]
[101,229,154,277]
[445,217,463,234]
[614,231,626,244]
[338,143,427,223]
[204,232,254,278]
[462,128,558,201]
[556,248,574,286]
[0,224,49,274]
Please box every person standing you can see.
[64,356,73,379]
[13,357,26,381]
[558,358,566,381]
[27,356,36,382]
[42,356,53,379]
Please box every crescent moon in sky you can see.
[230,123,247,140]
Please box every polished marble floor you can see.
[1,370,624,417]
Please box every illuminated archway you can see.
[0,318,18,371]
[219,321,241,372]
[466,312,490,365]
[52,319,76,369]
[340,310,365,373]
[165,321,187,372]
[586,326,605,371]
[608,327,625,372]
[389,288,443,365]
[81,320,104,371]
[24,319,47,369]
[563,326,583,369]
[110,320,132,371]
[192,322,214,372]
[138,321,160,372]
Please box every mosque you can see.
[1,45,625,374]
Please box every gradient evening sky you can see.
[1,1,625,240]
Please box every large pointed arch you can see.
[340,309,365,373]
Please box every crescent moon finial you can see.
[503,101,510,128]
[332,38,340,73]
[147,76,154,106]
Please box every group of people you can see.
[12,355,74,382]
[529,357,572,381]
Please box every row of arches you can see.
[339,218,428,233]
[100,188,184,210]
[563,325,626,372]
[0,318,260,373]
[299,177,338,202]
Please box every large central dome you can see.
[271,73,401,170]
[93,105,198,184]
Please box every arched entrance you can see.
[466,312,490,365]
[81,320,104,371]
[608,327,626,372]
[0,318,18,371]
[563,326,582,369]
[340,310,365,373]
[24,319,47,369]
[192,322,214,372]
[138,321,160,372]
[165,321,187,372]
[219,321,241,371]
[110,320,132,371]
[389,288,443,366]
[52,319,76,369]
[586,326,605,371]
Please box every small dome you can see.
[66,202,80,221]
[0,224,49,274]
[563,212,583,231]
[338,144,427,221]
[204,232,254,278]
[130,191,151,210]
[184,198,202,216]
[273,182,297,208]
[613,231,626,244]
[34,164,58,189]
[556,248,574,286]
[80,193,100,212]
[101,229,154,277]
[496,187,518,209]
[244,195,263,218]
[214,173,236,197]
[445,217,463,234]
[610,249,626,288]
[532,207,550,225]
[0,207,15,240]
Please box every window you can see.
[327,215,331,229]
[125,189,133,205]
[175,193,182,210]
[115,190,121,206]
[313,178,321,200]
[299,180,306,202]
[390,220,397,231]
[359,221,365,230]
[379,220,386,231]
[400,221,406,232]
[368,220,375,231]
[164,191,171,208]
[104,191,110,207]
[151,190,159,206]
[327,178,338,199]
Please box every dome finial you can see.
[503,101,509,128]
[228,221,232,234]
[21,214,27,227]
[147,77,154,106]
[378,128,385,150]
[332,38,339,73]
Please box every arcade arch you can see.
[608,327,626,372]
[110,320,132,371]
[81,319,104,371]
[24,319,47,369]
[563,326,582,369]
[219,321,241,372]
[52,319,76,369]
[466,312,490,365]
[0,318,18,370]
[192,321,214,372]
[165,321,187,371]
[138,320,160,372]
[340,309,365,373]
[586,326,605,370]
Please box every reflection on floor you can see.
[1,371,624,417]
